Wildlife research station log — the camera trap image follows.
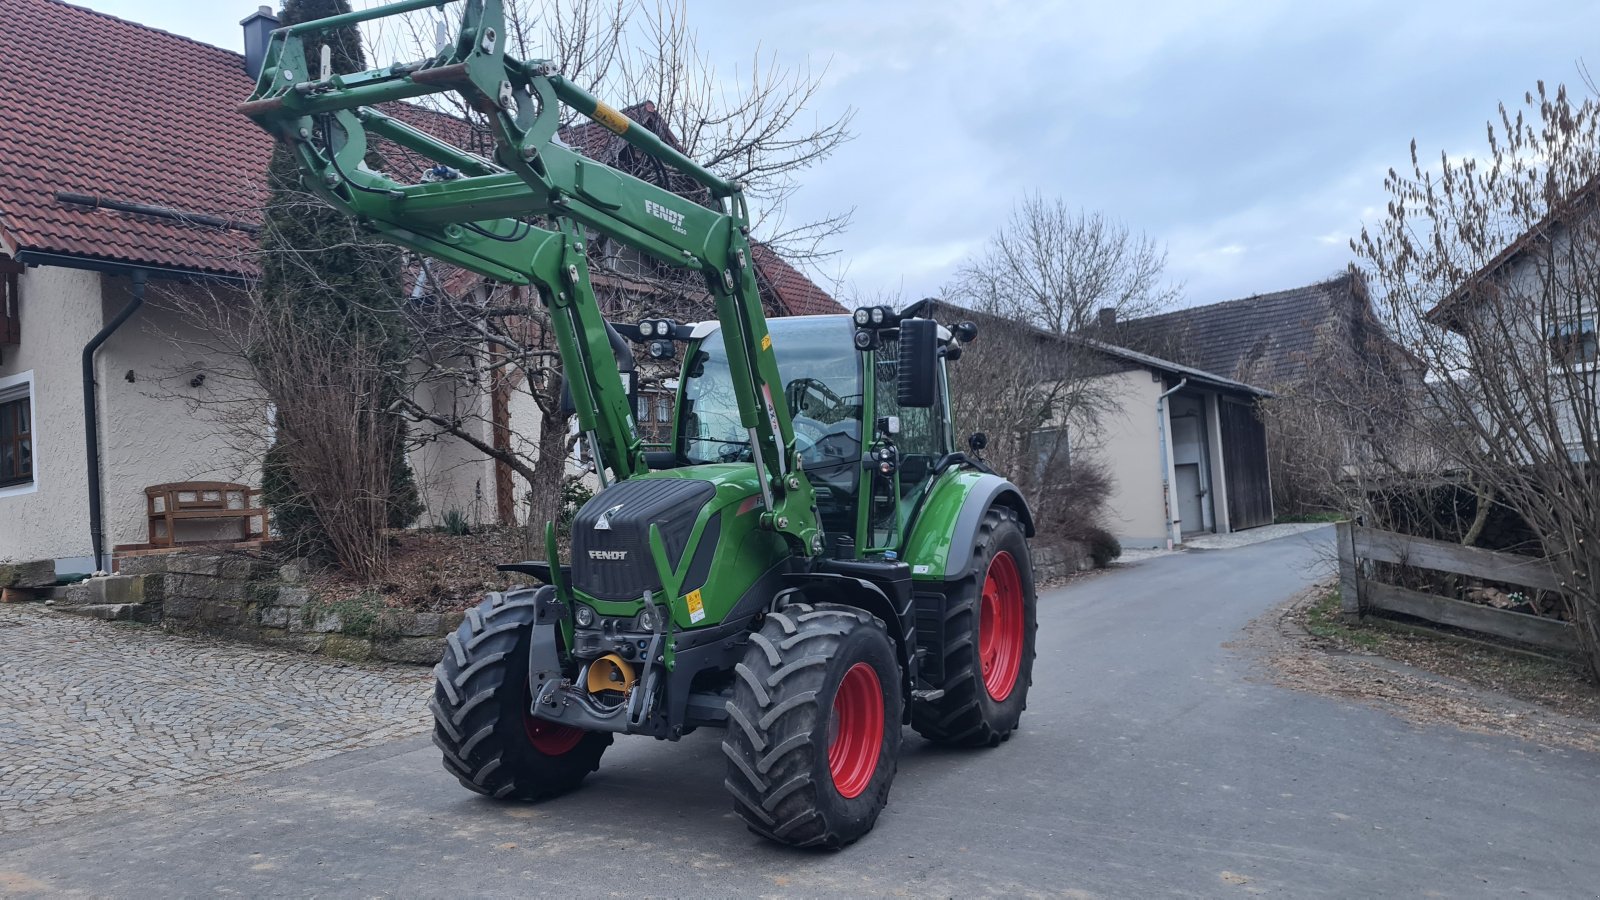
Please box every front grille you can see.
[570,478,716,601]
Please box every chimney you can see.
[1097,307,1117,329]
[241,6,280,80]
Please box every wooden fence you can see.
[1336,521,1581,655]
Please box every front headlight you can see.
[636,607,657,632]
[575,604,596,627]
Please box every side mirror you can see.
[896,317,938,408]
[968,432,987,453]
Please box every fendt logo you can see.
[644,199,687,234]
[588,550,628,561]
[593,503,624,531]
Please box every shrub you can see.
[1085,527,1122,568]
[442,508,471,537]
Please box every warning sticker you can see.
[761,333,772,351]
[685,589,706,624]
[591,101,631,136]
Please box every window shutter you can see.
[0,256,20,346]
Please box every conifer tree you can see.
[257,0,421,568]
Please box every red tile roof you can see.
[749,242,846,316]
[0,0,843,317]
[0,0,272,276]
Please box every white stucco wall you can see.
[0,265,101,569]
[0,270,272,571]
[96,278,269,552]
[407,368,498,527]
[1087,369,1171,549]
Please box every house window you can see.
[1547,315,1597,364]
[636,388,674,446]
[0,385,32,488]
[1027,426,1069,486]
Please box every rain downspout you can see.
[83,270,147,572]
[1156,377,1187,551]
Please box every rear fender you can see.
[904,471,1034,580]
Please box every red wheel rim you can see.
[523,711,585,756]
[979,550,1024,701]
[827,662,884,799]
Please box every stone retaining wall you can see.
[117,553,460,665]
[90,540,1091,665]
[1032,541,1093,583]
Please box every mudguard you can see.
[903,470,1035,580]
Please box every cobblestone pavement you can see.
[0,604,430,834]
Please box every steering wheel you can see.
[791,415,828,455]
[786,377,844,417]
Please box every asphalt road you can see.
[5,526,1599,897]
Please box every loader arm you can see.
[239,0,821,555]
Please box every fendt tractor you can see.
[241,0,1038,848]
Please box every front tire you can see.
[722,602,903,849]
[431,590,611,800]
[912,505,1037,747]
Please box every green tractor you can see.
[242,0,1037,848]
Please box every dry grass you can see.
[1239,583,1600,754]
[1296,588,1600,721]
[306,527,564,614]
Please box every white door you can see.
[1176,463,1205,536]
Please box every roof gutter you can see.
[1157,378,1188,551]
[12,249,250,286]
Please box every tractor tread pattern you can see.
[430,590,611,801]
[721,602,896,849]
[911,506,1037,747]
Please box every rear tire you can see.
[431,589,611,800]
[722,602,903,849]
[912,506,1037,747]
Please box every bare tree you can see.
[911,298,1121,550]
[148,230,409,580]
[948,195,1181,335]
[937,199,1180,550]
[374,0,854,262]
[1354,79,1600,678]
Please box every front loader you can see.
[240,0,1038,849]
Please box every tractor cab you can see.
[666,312,954,557]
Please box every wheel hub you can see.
[523,710,585,755]
[978,550,1024,701]
[827,662,884,799]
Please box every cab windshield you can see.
[677,317,862,531]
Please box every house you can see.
[1422,177,1600,463]
[1083,340,1275,547]
[1113,272,1426,510]
[1111,271,1404,388]
[0,0,840,576]
[908,299,1274,550]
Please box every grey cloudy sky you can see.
[83,0,1600,308]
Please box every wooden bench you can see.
[144,481,266,548]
